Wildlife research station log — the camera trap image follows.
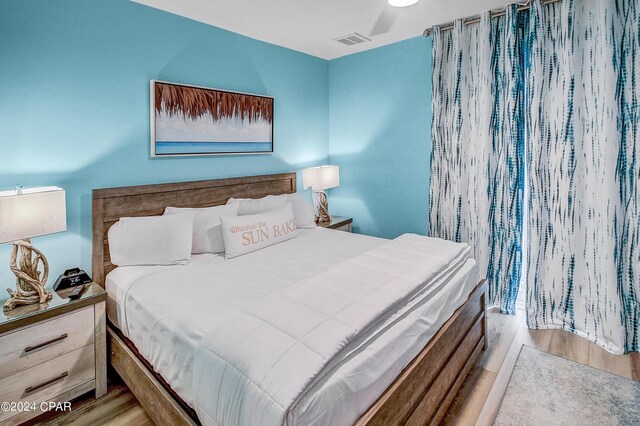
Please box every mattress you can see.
[106,228,476,425]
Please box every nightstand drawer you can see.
[0,307,94,380]
[0,344,95,422]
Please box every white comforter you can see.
[192,233,469,426]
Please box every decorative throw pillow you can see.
[108,212,194,266]
[226,193,316,229]
[220,203,298,259]
[164,203,239,254]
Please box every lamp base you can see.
[314,191,331,224]
[3,239,52,311]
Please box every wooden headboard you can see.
[92,172,297,287]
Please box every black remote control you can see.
[68,284,86,300]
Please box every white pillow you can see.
[164,204,239,254]
[226,194,287,215]
[227,193,316,229]
[285,193,316,229]
[108,212,194,266]
[220,203,298,259]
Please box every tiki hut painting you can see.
[151,81,274,156]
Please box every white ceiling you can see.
[133,0,513,60]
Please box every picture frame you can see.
[150,80,274,157]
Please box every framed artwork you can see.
[150,80,274,157]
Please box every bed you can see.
[92,172,487,426]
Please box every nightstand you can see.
[318,216,353,232]
[0,283,106,425]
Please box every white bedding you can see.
[106,228,476,426]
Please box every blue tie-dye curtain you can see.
[431,0,639,352]
[430,5,525,314]
[525,0,640,354]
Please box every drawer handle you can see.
[25,372,69,394]
[24,333,68,353]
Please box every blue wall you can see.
[328,36,432,239]
[0,0,329,284]
[0,1,433,289]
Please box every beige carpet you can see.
[494,345,640,425]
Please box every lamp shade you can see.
[302,166,340,191]
[388,0,420,6]
[0,187,67,243]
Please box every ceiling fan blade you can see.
[369,7,396,37]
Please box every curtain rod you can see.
[422,0,562,37]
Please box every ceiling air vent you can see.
[334,32,371,46]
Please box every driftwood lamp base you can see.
[314,191,331,224]
[3,239,52,311]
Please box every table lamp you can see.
[302,165,340,224]
[0,186,66,311]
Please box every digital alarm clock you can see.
[53,268,92,291]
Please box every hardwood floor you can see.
[31,308,640,425]
[31,381,152,426]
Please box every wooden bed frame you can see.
[92,172,487,426]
